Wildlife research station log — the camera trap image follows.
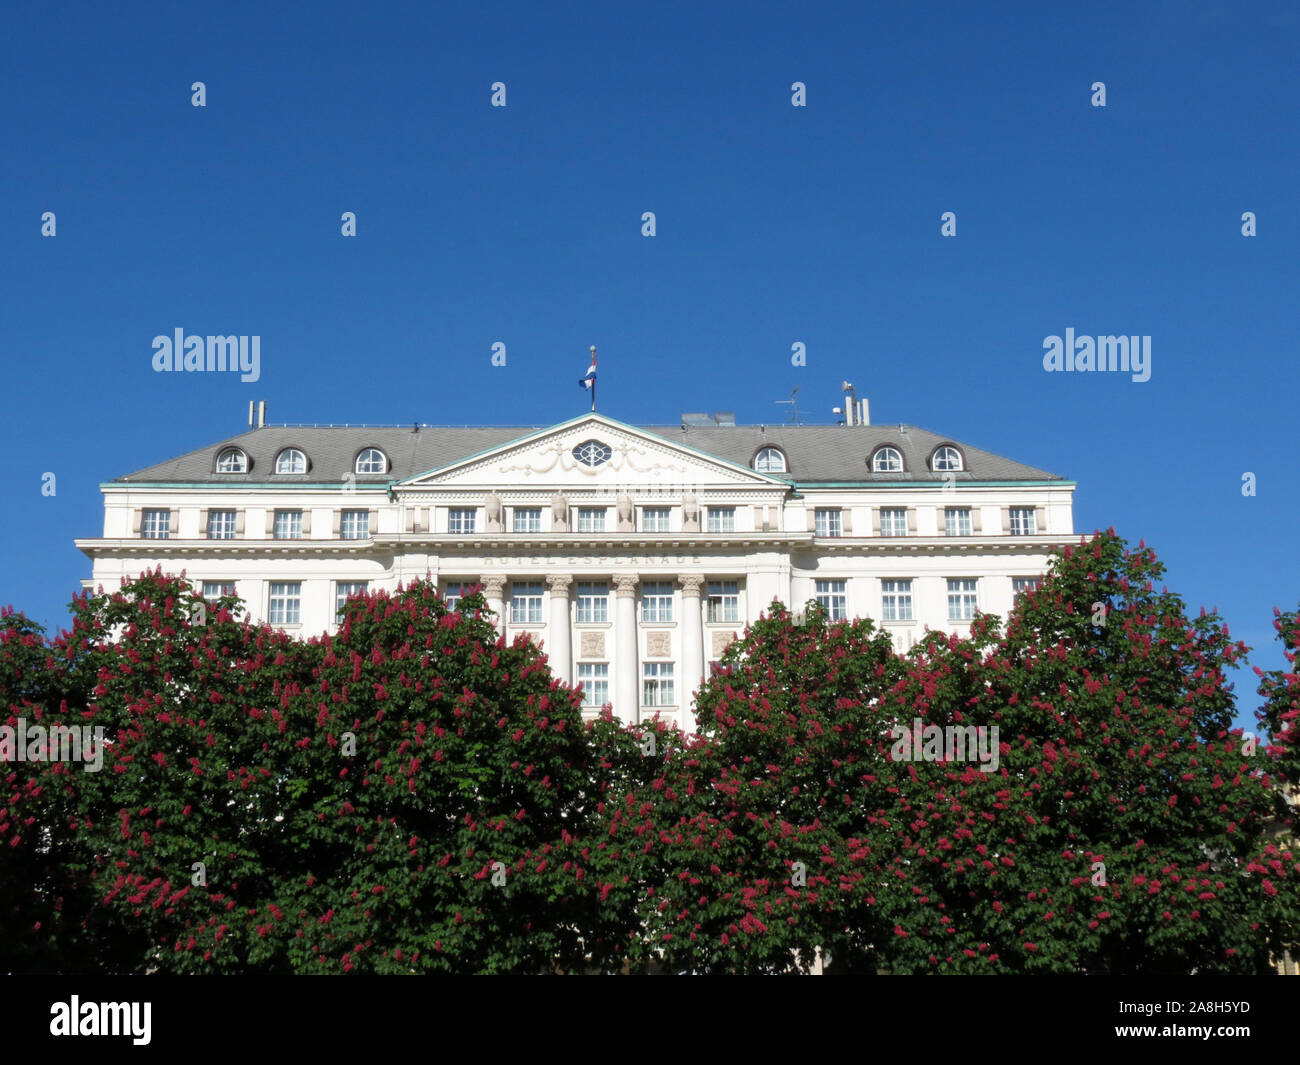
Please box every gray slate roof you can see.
[115,419,1067,486]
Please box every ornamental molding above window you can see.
[495,439,689,478]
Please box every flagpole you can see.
[589,344,597,412]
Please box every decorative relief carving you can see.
[498,444,565,477]
[712,631,734,658]
[614,574,640,598]
[546,574,572,595]
[617,444,690,476]
[646,631,671,658]
[679,575,705,596]
[480,575,506,597]
[484,492,504,532]
[580,632,605,658]
[498,439,690,478]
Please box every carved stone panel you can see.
[645,631,671,658]
[580,632,605,658]
[711,630,733,658]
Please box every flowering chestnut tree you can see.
[0,573,623,974]
[606,603,906,974]
[4,534,1298,976]
[868,531,1300,973]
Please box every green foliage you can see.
[1,575,614,974]
[3,531,1298,975]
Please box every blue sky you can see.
[2,1,1296,727]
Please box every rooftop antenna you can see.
[773,386,805,425]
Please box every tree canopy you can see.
[2,530,1297,974]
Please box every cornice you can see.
[74,538,387,559]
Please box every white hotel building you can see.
[76,402,1075,732]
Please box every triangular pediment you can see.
[395,414,787,491]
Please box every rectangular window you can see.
[706,580,739,623]
[202,580,236,601]
[335,581,368,622]
[1010,507,1037,536]
[944,507,972,537]
[513,507,542,533]
[268,581,302,625]
[574,582,608,624]
[273,510,302,540]
[947,578,979,621]
[340,509,369,539]
[206,510,236,539]
[641,580,674,623]
[641,507,670,532]
[576,582,609,623]
[707,506,736,533]
[643,663,675,706]
[880,508,907,537]
[814,508,843,537]
[815,579,847,621]
[578,663,609,709]
[577,507,606,533]
[1012,576,1040,597]
[142,509,170,539]
[510,581,544,624]
[881,579,913,622]
[448,508,476,534]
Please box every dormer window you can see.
[932,446,964,472]
[355,448,387,474]
[215,447,248,473]
[871,446,903,473]
[753,446,787,474]
[275,448,308,474]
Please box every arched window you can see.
[215,447,248,473]
[275,448,308,474]
[872,446,903,472]
[753,446,787,473]
[355,448,387,474]
[932,446,963,472]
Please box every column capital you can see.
[679,574,705,597]
[546,573,573,595]
[614,573,640,598]
[480,574,507,597]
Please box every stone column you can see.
[679,575,705,734]
[614,574,640,723]
[481,574,507,635]
[546,574,573,686]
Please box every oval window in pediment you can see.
[572,440,612,467]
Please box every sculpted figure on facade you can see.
[616,493,635,532]
[550,492,569,531]
[682,490,700,531]
[484,491,504,532]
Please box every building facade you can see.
[76,407,1076,733]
